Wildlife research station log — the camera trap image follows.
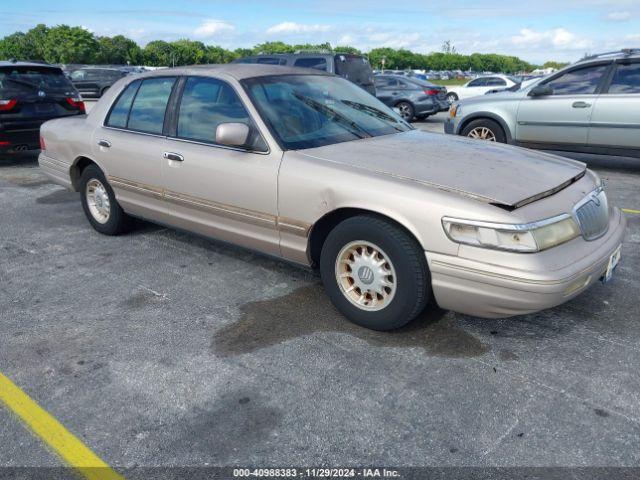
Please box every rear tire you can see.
[461,118,506,143]
[395,101,415,122]
[79,164,131,235]
[320,215,430,331]
[446,92,458,104]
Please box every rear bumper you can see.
[0,128,40,152]
[427,207,627,318]
[38,152,73,189]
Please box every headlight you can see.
[442,214,580,252]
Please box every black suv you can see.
[0,61,85,153]
[69,67,128,98]
[234,53,376,95]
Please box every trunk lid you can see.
[298,129,586,208]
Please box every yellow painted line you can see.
[0,371,124,480]
[622,208,640,215]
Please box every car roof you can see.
[575,48,640,65]
[132,63,333,80]
[0,60,60,69]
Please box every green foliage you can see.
[42,25,100,63]
[542,60,569,70]
[96,35,143,64]
[0,23,541,72]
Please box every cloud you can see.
[265,22,331,35]
[193,19,235,38]
[511,28,592,50]
[606,11,631,21]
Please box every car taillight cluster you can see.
[424,89,440,96]
[39,135,46,151]
[0,99,17,111]
[66,97,86,113]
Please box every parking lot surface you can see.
[1,119,639,475]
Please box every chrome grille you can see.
[574,189,609,240]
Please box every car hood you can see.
[298,130,586,209]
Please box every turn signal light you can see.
[39,135,46,151]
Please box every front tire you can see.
[320,215,430,331]
[461,118,506,143]
[80,164,131,235]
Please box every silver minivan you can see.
[445,49,640,160]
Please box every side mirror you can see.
[215,123,250,147]
[528,84,553,97]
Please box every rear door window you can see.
[127,77,176,134]
[293,57,327,71]
[485,77,507,86]
[105,80,141,128]
[545,64,609,95]
[608,62,640,94]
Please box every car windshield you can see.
[242,74,412,150]
[0,66,73,94]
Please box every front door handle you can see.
[97,139,111,148]
[572,101,591,108]
[163,151,184,162]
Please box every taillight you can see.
[39,135,46,151]
[424,89,439,96]
[66,97,86,113]
[0,99,17,111]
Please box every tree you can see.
[97,35,142,64]
[542,60,569,70]
[42,25,99,63]
[0,33,29,60]
[334,45,361,54]
[441,40,456,54]
[143,40,173,66]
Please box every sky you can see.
[2,0,640,63]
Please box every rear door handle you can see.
[163,152,184,162]
[572,101,591,108]
[97,139,111,148]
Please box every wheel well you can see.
[70,156,98,191]
[308,208,421,267]
[459,115,507,138]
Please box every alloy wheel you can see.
[334,240,397,311]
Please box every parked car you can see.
[233,53,375,95]
[70,67,128,98]
[374,74,448,121]
[445,74,519,104]
[445,49,640,160]
[0,61,85,153]
[38,64,625,331]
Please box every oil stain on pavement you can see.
[212,284,488,359]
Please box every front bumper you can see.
[444,118,456,135]
[426,207,627,318]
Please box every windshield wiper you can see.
[4,78,42,90]
[340,100,408,132]
[292,93,372,139]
